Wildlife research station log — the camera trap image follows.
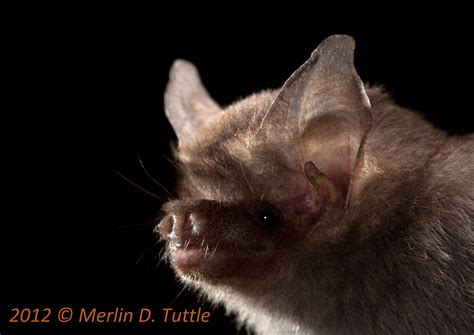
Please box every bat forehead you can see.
[178,90,276,153]
[185,143,304,201]
[177,90,308,202]
[178,90,271,168]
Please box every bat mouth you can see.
[168,241,274,279]
[158,212,277,280]
[170,246,216,274]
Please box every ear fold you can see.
[164,60,222,148]
[264,35,372,202]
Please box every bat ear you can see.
[266,35,372,203]
[165,60,222,148]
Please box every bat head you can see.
[158,35,372,295]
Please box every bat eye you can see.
[258,208,277,226]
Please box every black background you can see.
[2,12,473,335]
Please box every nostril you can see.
[158,213,201,248]
[156,215,173,237]
[182,214,193,234]
[189,213,200,235]
[174,213,200,236]
[157,214,183,239]
[168,214,184,247]
[184,213,200,236]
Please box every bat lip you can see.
[170,242,275,277]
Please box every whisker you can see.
[204,244,210,259]
[164,154,180,171]
[115,223,157,230]
[137,153,173,197]
[170,285,188,304]
[240,162,255,197]
[116,171,162,201]
[184,239,191,250]
[210,242,219,259]
[146,245,166,270]
[136,241,161,265]
[152,248,167,269]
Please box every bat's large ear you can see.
[165,60,222,148]
[267,35,372,204]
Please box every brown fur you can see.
[158,36,474,334]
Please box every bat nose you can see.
[157,213,200,248]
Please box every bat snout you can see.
[157,200,282,279]
[158,213,202,248]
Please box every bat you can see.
[157,35,474,334]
